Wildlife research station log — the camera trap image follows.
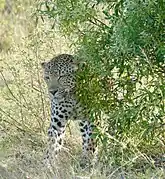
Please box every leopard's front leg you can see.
[43,96,75,166]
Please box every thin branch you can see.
[0,71,21,105]
[88,19,102,28]
[87,12,110,28]
[0,108,26,132]
[139,46,153,70]
[0,71,44,121]
[92,16,109,28]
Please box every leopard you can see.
[41,54,96,166]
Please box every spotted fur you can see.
[41,54,95,166]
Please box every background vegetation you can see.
[0,0,164,178]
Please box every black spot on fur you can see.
[48,131,53,137]
[59,138,62,145]
[61,109,67,113]
[80,129,84,132]
[83,138,87,143]
[59,114,64,118]
[52,125,57,131]
[83,134,86,137]
[79,121,84,126]
[57,121,62,127]
[54,117,59,122]
[84,125,88,130]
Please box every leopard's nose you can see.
[49,90,58,96]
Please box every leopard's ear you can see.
[41,62,46,68]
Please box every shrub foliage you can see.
[36,0,165,163]
[37,0,165,165]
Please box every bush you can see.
[37,0,165,167]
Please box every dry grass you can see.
[1,135,164,179]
